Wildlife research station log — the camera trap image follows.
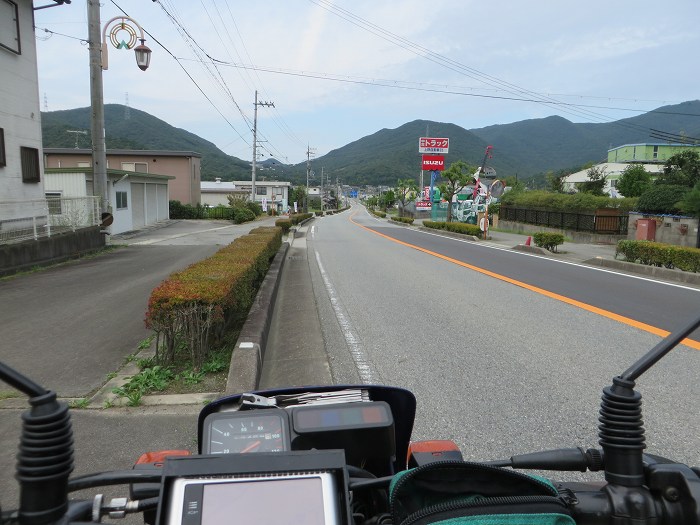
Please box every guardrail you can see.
[0,197,100,244]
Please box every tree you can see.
[437,160,474,222]
[380,189,396,209]
[576,165,607,196]
[617,164,652,197]
[678,182,700,217]
[656,150,700,187]
[546,170,565,193]
[637,185,689,214]
[395,178,418,215]
[290,186,307,210]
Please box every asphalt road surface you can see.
[0,218,278,397]
[307,206,700,471]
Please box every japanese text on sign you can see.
[419,137,449,154]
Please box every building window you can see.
[116,191,128,210]
[0,128,5,167]
[46,192,62,215]
[256,187,267,196]
[121,162,148,173]
[275,187,283,196]
[0,0,20,55]
[77,161,91,168]
[20,147,40,183]
[653,145,659,160]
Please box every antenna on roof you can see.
[125,92,131,120]
[66,130,88,149]
[44,93,48,112]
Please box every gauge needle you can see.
[241,440,261,453]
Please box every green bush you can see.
[532,232,565,252]
[145,227,283,369]
[636,185,689,214]
[390,216,414,225]
[500,190,638,212]
[245,201,263,216]
[423,220,482,237]
[370,210,386,218]
[289,212,313,224]
[169,200,206,219]
[232,207,256,224]
[616,240,700,272]
[275,218,292,234]
[315,211,324,217]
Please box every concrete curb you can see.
[584,257,700,285]
[225,242,290,394]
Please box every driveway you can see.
[0,218,278,398]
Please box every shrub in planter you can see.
[532,232,565,252]
[423,220,482,237]
[616,240,700,272]
[390,216,414,225]
[275,218,292,233]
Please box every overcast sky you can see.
[34,0,699,164]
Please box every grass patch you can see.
[0,391,20,401]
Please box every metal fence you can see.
[0,196,100,244]
[499,206,629,234]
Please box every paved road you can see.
[307,207,700,471]
[0,218,279,512]
[0,218,278,397]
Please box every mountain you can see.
[42,100,700,187]
[41,104,251,181]
[468,100,700,179]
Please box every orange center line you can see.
[348,210,700,351]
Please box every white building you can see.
[562,162,664,197]
[1,1,69,220]
[201,179,291,213]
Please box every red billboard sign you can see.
[419,137,449,154]
[422,154,445,171]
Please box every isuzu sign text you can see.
[422,155,445,171]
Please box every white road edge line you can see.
[314,249,377,384]
[411,228,700,293]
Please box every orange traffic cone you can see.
[525,236,531,246]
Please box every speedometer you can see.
[203,411,289,454]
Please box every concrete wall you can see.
[0,226,106,276]
[0,0,45,208]
[628,212,699,248]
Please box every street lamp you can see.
[88,0,152,224]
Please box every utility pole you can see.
[87,0,108,216]
[251,90,274,202]
[320,167,324,212]
[305,145,315,212]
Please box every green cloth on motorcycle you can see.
[390,461,575,525]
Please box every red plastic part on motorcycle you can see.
[135,450,191,466]
[407,440,463,468]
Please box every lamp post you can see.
[87,0,151,222]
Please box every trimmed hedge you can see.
[616,240,700,272]
[289,212,313,224]
[370,210,387,218]
[145,227,283,369]
[275,218,292,234]
[423,220,482,237]
[390,216,414,225]
[500,190,638,212]
[533,232,565,252]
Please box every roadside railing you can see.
[499,206,629,234]
[0,196,100,244]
